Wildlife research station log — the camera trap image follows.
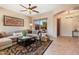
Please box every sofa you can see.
[0,32,20,50]
[0,38,12,50]
[0,30,49,50]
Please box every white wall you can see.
[60,15,79,36]
[0,7,30,32]
[60,17,73,36]
[72,16,79,30]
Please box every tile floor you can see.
[44,37,79,55]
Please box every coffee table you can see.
[17,36,36,46]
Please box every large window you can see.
[33,18,47,30]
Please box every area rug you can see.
[0,40,52,55]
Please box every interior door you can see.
[57,18,60,37]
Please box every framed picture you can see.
[3,15,24,26]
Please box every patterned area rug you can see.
[0,40,52,55]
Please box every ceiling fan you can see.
[20,4,39,14]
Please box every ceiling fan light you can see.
[27,9,32,14]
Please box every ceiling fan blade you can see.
[32,10,39,13]
[30,6,37,9]
[20,10,27,12]
[19,4,27,9]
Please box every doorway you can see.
[57,18,61,37]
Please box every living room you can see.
[0,4,54,55]
[0,4,79,55]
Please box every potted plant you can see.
[22,30,27,36]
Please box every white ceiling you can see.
[0,4,79,16]
[0,4,62,16]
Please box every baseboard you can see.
[58,35,73,37]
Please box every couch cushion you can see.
[0,38,12,46]
[13,32,23,36]
[0,32,9,38]
[0,33,3,38]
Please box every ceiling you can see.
[0,4,79,16]
[0,4,63,16]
